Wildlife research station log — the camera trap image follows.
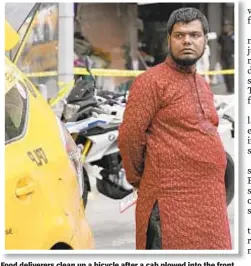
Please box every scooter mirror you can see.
[85,56,93,73]
[84,56,96,90]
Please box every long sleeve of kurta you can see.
[118,74,161,188]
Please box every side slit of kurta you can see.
[146,200,162,249]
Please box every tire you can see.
[225,152,234,206]
[82,180,88,208]
[82,167,90,208]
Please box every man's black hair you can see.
[167,7,209,35]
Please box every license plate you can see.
[120,190,138,213]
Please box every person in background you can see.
[218,20,234,93]
[196,43,210,84]
[118,7,231,250]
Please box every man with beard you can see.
[118,8,231,250]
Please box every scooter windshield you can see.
[67,79,95,103]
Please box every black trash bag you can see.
[96,178,133,200]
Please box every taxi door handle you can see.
[15,182,35,197]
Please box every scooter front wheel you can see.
[225,152,234,206]
[82,167,91,208]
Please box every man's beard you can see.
[169,45,205,66]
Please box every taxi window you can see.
[5,81,28,143]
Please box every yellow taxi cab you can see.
[5,20,94,250]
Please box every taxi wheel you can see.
[51,243,72,249]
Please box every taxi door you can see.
[5,63,47,249]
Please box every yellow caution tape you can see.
[44,67,234,106]
[74,67,144,77]
[49,80,74,107]
[58,81,66,87]
[26,67,235,79]
[204,69,234,75]
[28,67,235,107]
[74,67,235,77]
[74,67,234,77]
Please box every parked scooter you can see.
[62,80,125,121]
[214,94,235,205]
[62,58,133,207]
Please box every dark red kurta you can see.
[118,57,231,250]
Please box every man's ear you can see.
[205,34,208,45]
[168,34,171,50]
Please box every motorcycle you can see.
[214,94,235,206]
[62,58,133,207]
